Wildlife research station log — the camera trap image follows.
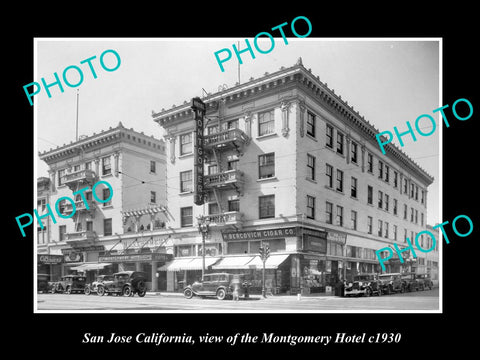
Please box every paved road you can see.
[36,288,439,311]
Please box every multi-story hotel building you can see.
[37,122,171,291]
[152,58,438,295]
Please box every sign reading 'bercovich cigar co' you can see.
[191,97,206,206]
[222,227,297,241]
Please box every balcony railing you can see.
[65,230,96,243]
[63,199,96,215]
[204,170,244,189]
[61,169,96,188]
[203,128,249,150]
[206,211,243,225]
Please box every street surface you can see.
[36,288,439,311]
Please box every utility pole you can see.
[259,242,270,298]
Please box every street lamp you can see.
[197,215,210,281]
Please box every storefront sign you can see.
[222,227,297,241]
[61,245,104,254]
[98,253,171,263]
[64,251,83,263]
[38,254,63,264]
[303,235,327,254]
[192,97,206,206]
[125,237,168,250]
[327,230,347,245]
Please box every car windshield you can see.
[116,274,129,281]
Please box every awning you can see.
[158,257,221,271]
[70,263,112,271]
[246,254,290,269]
[211,256,255,270]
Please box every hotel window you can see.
[85,161,92,170]
[306,111,316,137]
[103,218,112,236]
[415,209,418,224]
[404,204,408,220]
[411,207,414,222]
[228,199,240,212]
[378,220,383,237]
[415,186,419,201]
[385,222,389,238]
[306,195,315,219]
[150,191,156,204]
[385,165,390,183]
[208,202,219,215]
[76,222,82,232]
[336,205,343,226]
[336,132,344,155]
[336,169,344,192]
[258,153,275,179]
[180,170,192,192]
[367,185,373,205]
[150,160,156,173]
[102,156,111,176]
[227,119,239,129]
[326,202,333,224]
[103,188,112,206]
[227,160,238,171]
[393,199,398,215]
[351,177,357,198]
[378,191,383,209]
[259,195,275,219]
[58,169,66,186]
[393,225,398,240]
[351,210,357,230]
[59,225,66,241]
[258,109,275,136]
[421,213,424,227]
[351,141,358,164]
[180,133,192,155]
[180,207,193,227]
[86,221,93,232]
[421,190,425,204]
[404,228,408,243]
[393,171,398,188]
[367,153,373,173]
[385,194,389,212]
[367,216,373,234]
[326,124,333,148]
[410,183,415,198]
[307,154,315,180]
[404,179,408,194]
[378,161,383,179]
[73,164,80,172]
[326,164,333,188]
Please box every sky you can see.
[35,38,440,225]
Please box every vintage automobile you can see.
[50,275,86,294]
[378,273,406,294]
[344,273,382,297]
[415,274,434,290]
[184,273,250,300]
[96,271,147,297]
[84,274,115,295]
[401,272,419,292]
[37,273,50,293]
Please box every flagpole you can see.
[76,89,79,141]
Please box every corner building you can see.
[152,58,437,295]
[37,122,171,291]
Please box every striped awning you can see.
[122,205,166,217]
[158,257,221,271]
[70,263,112,271]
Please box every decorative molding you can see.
[280,101,291,137]
[298,99,306,138]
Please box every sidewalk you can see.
[146,291,337,299]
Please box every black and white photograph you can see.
[34,38,441,313]
[8,6,479,356]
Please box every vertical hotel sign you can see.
[192,97,206,205]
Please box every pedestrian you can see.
[232,282,240,301]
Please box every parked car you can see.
[345,273,382,297]
[50,275,86,294]
[96,271,147,297]
[37,273,50,293]
[415,274,434,290]
[401,272,419,292]
[378,273,405,294]
[184,273,250,300]
[84,275,115,295]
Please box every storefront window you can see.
[227,241,248,254]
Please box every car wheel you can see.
[216,288,226,300]
[400,285,405,293]
[97,286,105,296]
[123,285,132,297]
[65,286,71,295]
[184,288,194,299]
[137,289,146,298]
[365,288,372,297]
[51,287,56,294]
[84,287,91,295]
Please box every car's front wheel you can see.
[216,288,226,300]
[184,288,194,299]
[364,287,372,297]
[84,287,91,295]
[137,289,146,297]
[65,286,71,295]
[123,285,133,297]
[97,286,105,296]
